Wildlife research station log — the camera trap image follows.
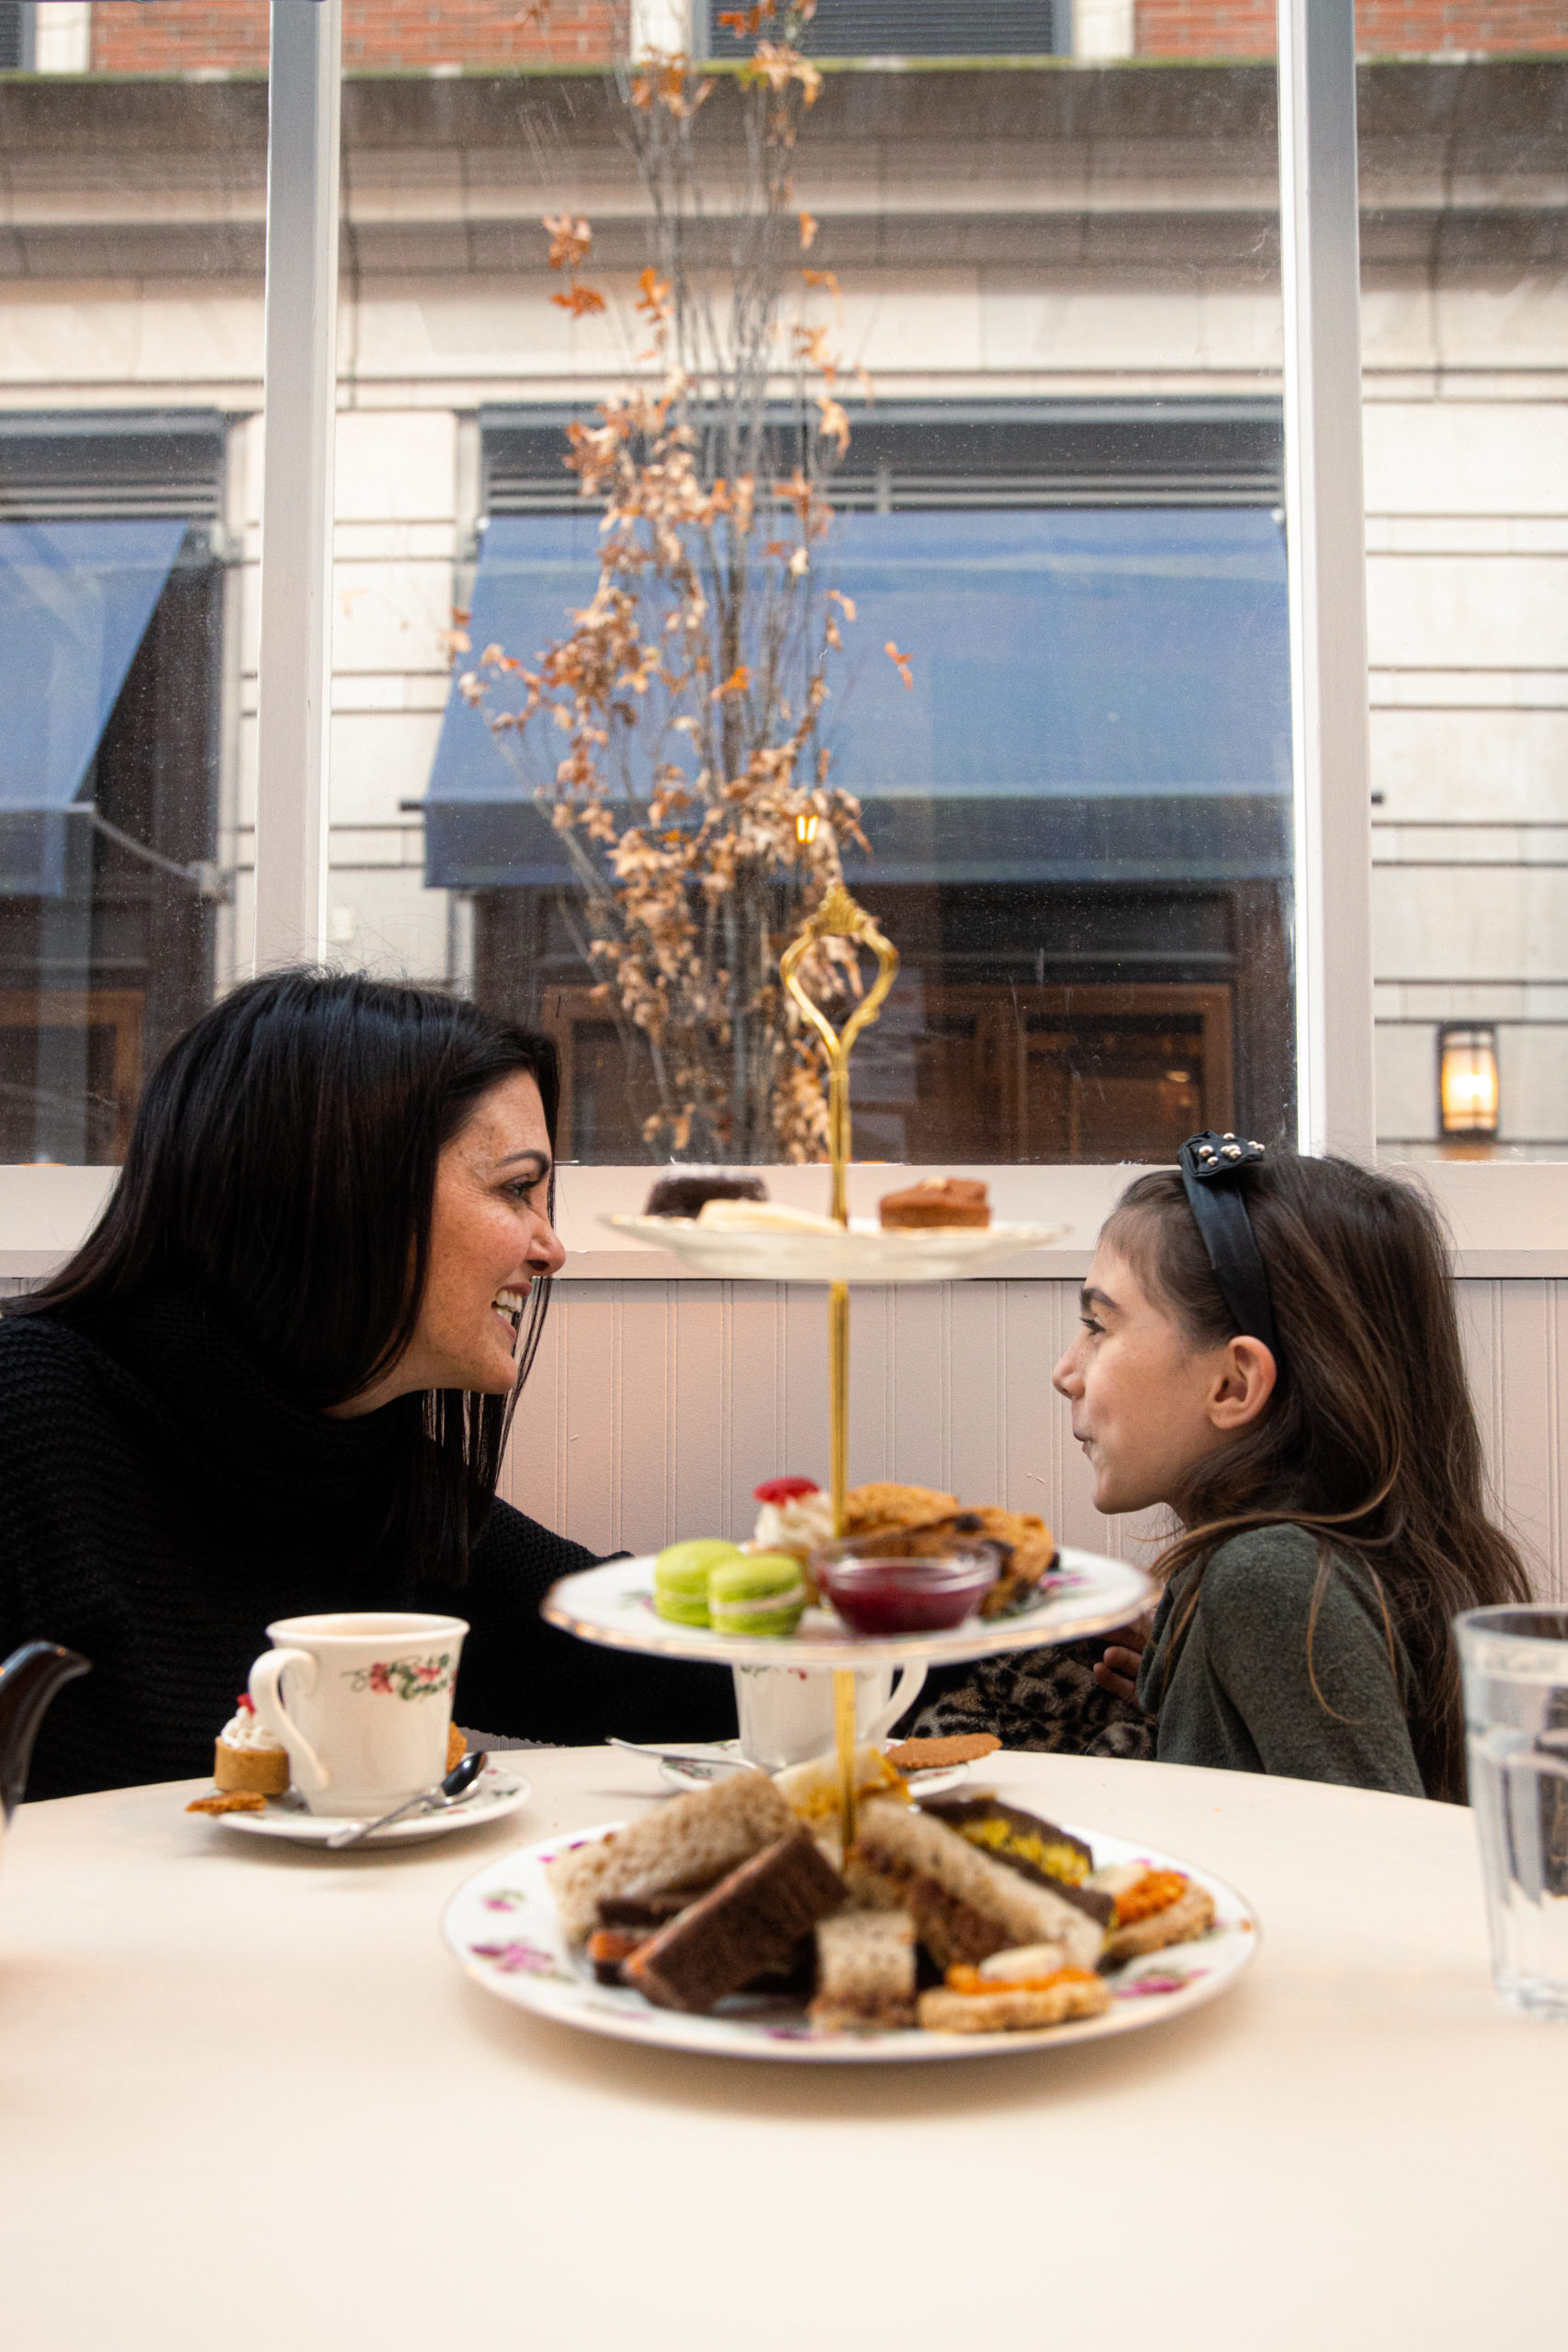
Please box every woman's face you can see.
[1051,1240,1274,1519]
[337,1071,565,1411]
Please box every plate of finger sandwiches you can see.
[444,1752,1257,2064]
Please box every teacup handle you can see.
[249,1648,330,1792]
[865,1662,926,1744]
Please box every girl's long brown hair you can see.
[1106,1156,1530,1803]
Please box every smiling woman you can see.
[0,970,734,1800]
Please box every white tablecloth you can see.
[1,1747,1562,2350]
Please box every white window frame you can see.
[1,0,1559,1279]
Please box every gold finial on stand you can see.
[779,881,899,1532]
[779,882,899,1858]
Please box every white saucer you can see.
[202,1767,532,1848]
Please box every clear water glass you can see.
[1457,1606,1568,2019]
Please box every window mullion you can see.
[1277,0,1375,1160]
[254,0,342,971]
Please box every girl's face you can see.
[1051,1240,1275,1519]
[334,1071,566,1412]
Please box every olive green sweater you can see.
[1135,1523,1427,1799]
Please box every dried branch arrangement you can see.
[454,3,914,1161]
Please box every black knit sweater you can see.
[0,1290,734,1800]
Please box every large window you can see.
[321,28,1293,1167]
[427,403,1293,1160]
[4,2,1562,1193]
[0,420,231,1161]
[1358,35,1568,1161]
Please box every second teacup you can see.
[731,1659,927,1773]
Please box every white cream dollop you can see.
[750,1488,835,1556]
[218,1701,286,1755]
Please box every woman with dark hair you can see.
[0,969,732,1800]
[919,1143,1530,1801]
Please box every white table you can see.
[2,1747,1562,2350]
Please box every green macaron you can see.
[709,1551,808,1637]
[653,1538,741,1627]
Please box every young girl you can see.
[920,1141,1529,1802]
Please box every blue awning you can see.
[0,518,187,896]
[420,506,1291,890]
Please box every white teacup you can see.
[249,1611,468,1817]
[731,1660,927,1773]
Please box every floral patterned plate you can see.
[209,1766,532,1848]
[543,1546,1152,1672]
[443,1808,1258,2064]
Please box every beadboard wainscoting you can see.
[503,1278,1568,1602]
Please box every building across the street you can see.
[0,4,1562,1159]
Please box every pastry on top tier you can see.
[878,1177,989,1229]
[644,1169,767,1219]
[213,1692,289,1796]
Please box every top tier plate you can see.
[602,1214,1070,1284]
[542,1545,1151,1669]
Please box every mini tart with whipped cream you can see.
[213,1692,289,1796]
[747,1476,835,1599]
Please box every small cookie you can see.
[885,1734,1001,1772]
[446,1722,467,1773]
[186,1791,268,1815]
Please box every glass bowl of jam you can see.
[815,1541,1001,1636]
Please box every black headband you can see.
[1177,1131,1280,1366]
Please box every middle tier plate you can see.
[542,1544,1152,1669]
[601,1214,1070,1283]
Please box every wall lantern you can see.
[1438,1024,1499,1141]
[795,812,819,844]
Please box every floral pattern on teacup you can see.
[343,1651,456,1702]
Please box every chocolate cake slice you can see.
[644,1170,768,1219]
[624,1831,846,2014]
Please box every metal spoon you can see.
[325,1749,487,1849]
[606,1731,747,1769]
[607,1736,744,1765]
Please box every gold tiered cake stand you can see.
[545,886,1152,1843]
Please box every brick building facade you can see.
[84,0,1568,74]
[91,1,625,75]
[1135,2,1568,54]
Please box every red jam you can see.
[754,1476,820,1505]
[817,1553,998,1636]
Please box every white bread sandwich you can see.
[808,1909,918,2032]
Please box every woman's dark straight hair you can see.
[8,969,562,1589]
[1104,1154,1531,1804]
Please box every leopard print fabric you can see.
[911,1635,1156,1761]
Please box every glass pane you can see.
[0,15,256,1161]
[1362,12,1568,1160]
[332,6,1292,1165]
